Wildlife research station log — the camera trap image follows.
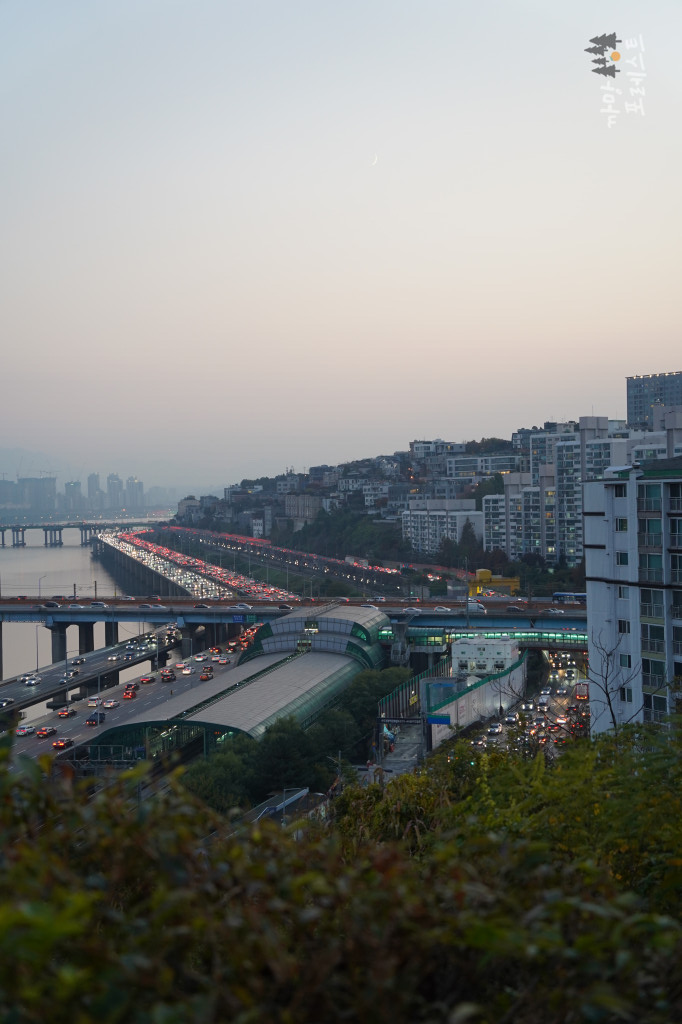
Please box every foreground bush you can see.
[0,730,681,1022]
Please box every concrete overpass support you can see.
[49,624,68,664]
[0,528,5,547]
[46,691,69,710]
[11,527,25,547]
[104,621,119,647]
[79,622,95,655]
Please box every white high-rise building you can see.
[584,458,682,735]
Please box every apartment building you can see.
[584,458,682,735]
[627,372,682,430]
[401,499,483,556]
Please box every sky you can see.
[1,0,681,494]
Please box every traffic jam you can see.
[466,652,590,755]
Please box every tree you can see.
[586,630,665,741]
[590,32,621,49]
[593,64,619,77]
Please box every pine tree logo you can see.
[585,32,622,77]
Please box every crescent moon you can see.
[371,154,378,166]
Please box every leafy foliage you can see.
[2,723,682,1021]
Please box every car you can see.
[194,603,210,609]
[194,654,207,662]
[58,676,70,685]
[57,707,77,718]
[278,603,292,610]
[72,657,85,665]
[556,687,569,697]
[90,602,109,609]
[160,673,175,683]
[361,603,378,610]
[67,669,79,678]
[118,595,134,601]
[52,737,74,750]
[199,672,212,681]
[122,690,137,699]
[36,726,57,738]
[124,682,140,691]
[487,722,503,735]
[0,698,15,708]
[555,715,568,726]
[540,687,552,696]
[68,603,84,609]
[139,675,156,684]
[211,655,221,662]
[434,606,451,612]
[504,713,518,726]
[404,607,421,614]
[138,604,154,609]
[233,603,252,611]
[15,725,35,736]
[182,667,194,675]
[521,701,534,712]
[43,601,60,608]
[86,713,106,726]
[107,654,121,662]
[547,607,565,615]
[87,698,102,707]
[24,676,41,687]
[218,657,230,665]
[103,699,120,708]
[123,653,135,661]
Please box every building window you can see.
[618,586,629,599]
[616,518,628,532]
[614,484,627,498]
[619,687,633,703]
[620,653,632,668]
[616,551,629,566]
[618,619,630,634]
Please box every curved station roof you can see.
[89,604,390,763]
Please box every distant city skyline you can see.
[1,2,680,490]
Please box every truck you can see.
[575,682,589,701]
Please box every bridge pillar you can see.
[180,627,194,659]
[79,622,95,654]
[0,528,4,547]
[104,621,119,647]
[11,527,25,547]
[46,691,69,710]
[49,624,68,664]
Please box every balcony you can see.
[669,497,682,513]
[639,569,664,583]
[673,641,682,656]
[638,498,662,512]
[638,534,662,548]
[641,639,665,654]
[642,673,666,688]
[640,603,664,618]
[643,709,668,724]
[672,570,682,584]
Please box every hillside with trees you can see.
[1,721,682,1020]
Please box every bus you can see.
[552,592,587,606]
[575,682,589,700]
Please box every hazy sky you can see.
[2,1,680,493]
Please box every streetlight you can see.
[38,575,47,598]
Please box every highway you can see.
[9,649,238,766]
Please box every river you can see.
[0,534,141,681]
